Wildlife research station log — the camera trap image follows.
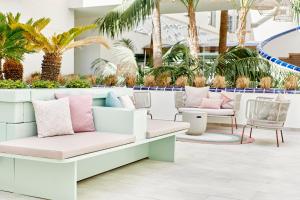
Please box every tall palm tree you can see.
[219,10,229,54]
[232,0,256,47]
[179,0,200,59]
[16,22,109,81]
[96,0,164,67]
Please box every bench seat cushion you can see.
[0,132,135,160]
[178,108,234,116]
[147,120,190,138]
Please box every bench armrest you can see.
[93,107,147,140]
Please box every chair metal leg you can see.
[231,117,234,134]
[234,117,238,129]
[249,127,253,138]
[241,126,246,144]
[148,113,153,120]
[281,130,284,143]
[174,113,178,122]
[276,129,279,147]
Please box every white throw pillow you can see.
[184,86,209,107]
[119,95,135,109]
[32,98,74,138]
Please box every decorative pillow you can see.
[55,94,95,133]
[105,91,122,107]
[184,86,209,107]
[220,92,235,109]
[199,98,223,109]
[119,95,135,109]
[208,92,222,99]
[32,98,74,138]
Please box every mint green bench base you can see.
[0,133,177,200]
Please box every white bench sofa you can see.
[0,104,189,200]
[174,91,242,133]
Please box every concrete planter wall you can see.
[0,88,132,142]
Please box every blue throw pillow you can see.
[105,91,122,107]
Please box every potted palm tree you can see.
[0,12,31,80]
[1,13,50,80]
[16,21,109,81]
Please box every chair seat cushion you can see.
[0,132,135,160]
[147,120,190,138]
[178,107,234,116]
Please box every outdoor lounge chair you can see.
[241,97,290,147]
[174,91,242,134]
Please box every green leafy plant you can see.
[16,21,109,81]
[214,46,271,87]
[292,0,300,23]
[0,80,27,89]
[65,79,91,88]
[31,80,59,88]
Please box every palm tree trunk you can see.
[237,7,247,47]
[152,1,163,68]
[219,10,228,54]
[41,52,62,81]
[187,3,200,59]
[0,59,3,80]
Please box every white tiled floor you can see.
[1,127,300,200]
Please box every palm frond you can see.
[292,0,300,24]
[53,24,96,50]
[214,46,271,86]
[96,0,155,38]
[91,58,117,77]
[114,38,135,51]
[65,36,109,52]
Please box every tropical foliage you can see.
[91,38,138,85]
[292,0,300,23]
[15,21,109,81]
[213,46,271,86]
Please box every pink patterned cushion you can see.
[55,94,95,133]
[220,92,235,109]
[184,86,209,107]
[199,98,223,109]
[32,98,74,138]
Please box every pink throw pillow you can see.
[55,94,95,133]
[199,98,223,109]
[220,92,235,109]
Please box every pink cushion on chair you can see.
[55,94,95,133]
[199,98,223,109]
[220,92,235,109]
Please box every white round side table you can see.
[182,111,207,135]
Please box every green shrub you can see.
[65,79,91,88]
[31,80,60,88]
[0,80,27,89]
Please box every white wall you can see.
[0,0,75,78]
[75,15,151,75]
[146,91,299,129]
